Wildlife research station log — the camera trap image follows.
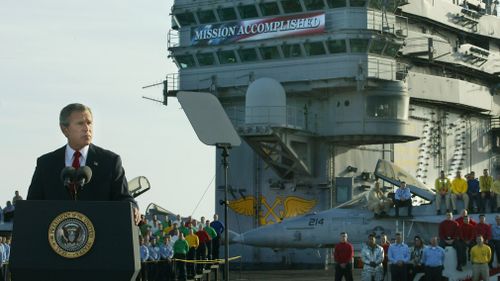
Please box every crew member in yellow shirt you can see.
[479,169,494,213]
[185,228,199,278]
[435,170,451,215]
[451,171,469,215]
[492,174,500,213]
[470,235,491,281]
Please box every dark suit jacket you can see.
[27,144,137,208]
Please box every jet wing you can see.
[374,159,435,201]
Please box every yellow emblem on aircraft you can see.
[228,196,316,225]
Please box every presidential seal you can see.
[48,211,95,258]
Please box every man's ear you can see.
[60,125,68,137]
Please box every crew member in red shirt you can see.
[195,224,211,273]
[457,216,476,270]
[439,212,459,244]
[379,234,390,280]
[455,209,477,226]
[334,232,354,281]
[475,214,493,267]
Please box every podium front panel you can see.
[10,200,140,281]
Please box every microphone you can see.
[75,166,92,187]
[60,167,76,186]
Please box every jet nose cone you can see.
[238,223,284,247]
[226,230,242,244]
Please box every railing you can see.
[167,29,180,49]
[367,11,408,37]
[225,106,322,134]
[165,73,179,93]
[491,116,500,130]
[368,58,400,80]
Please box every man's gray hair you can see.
[59,103,92,127]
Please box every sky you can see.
[0,0,216,218]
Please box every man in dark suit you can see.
[26,103,140,224]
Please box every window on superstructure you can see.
[327,39,347,53]
[366,96,408,120]
[238,48,259,62]
[369,40,385,55]
[238,4,259,19]
[281,0,304,13]
[259,46,281,60]
[217,7,238,21]
[259,2,281,16]
[304,41,326,56]
[197,10,217,24]
[350,0,367,7]
[174,55,196,68]
[175,12,197,26]
[349,39,369,52]
[196,53,216,66]
[282,43,303,58]
[304,0,326,10]
[327,0,347,8]
[384,43,401,57]
[217,50,238,64]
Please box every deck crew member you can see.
[159,236,174,281]
[204,220,217,263]
[421,237,445,281]
[409,236,425,280]
[451,171,469,215]
[210,214,224,260]
[388,232,410,281]
[185,228,199,278]
[394,181,412,217]
[173,233,189,281]
[435,170,451,215]
[367,182,392,218]
[475,214,493,267]
[467,172,480,213]
[491,215,500,268]
[361,233,384,281]
[379,234,390,279]
[334,232,354,281]
[139,236,150,281]
[471,235,491,281]
[480,169,494,213]
[457,216,476,270]
[492,175,500,212]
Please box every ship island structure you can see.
[166,0,500,267]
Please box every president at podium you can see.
[26,103,140,224]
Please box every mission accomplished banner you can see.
[191,12,325,46]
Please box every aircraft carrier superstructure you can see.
[167,0,500,266]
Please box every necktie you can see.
[69,151,81,199]
[72,151,81,169]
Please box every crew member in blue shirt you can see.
[388,232,410,281]
[0,237,5,281]
[139,236,150,281]
[422,236,445,281]
[159,236,174,281]
[395,181,412,217]
[491,215,500,267]
[467,172,480,213]
[2,237,9,281]
[210,214,224,260]
[148,237,160,281]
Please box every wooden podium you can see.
[9,200,140,281]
